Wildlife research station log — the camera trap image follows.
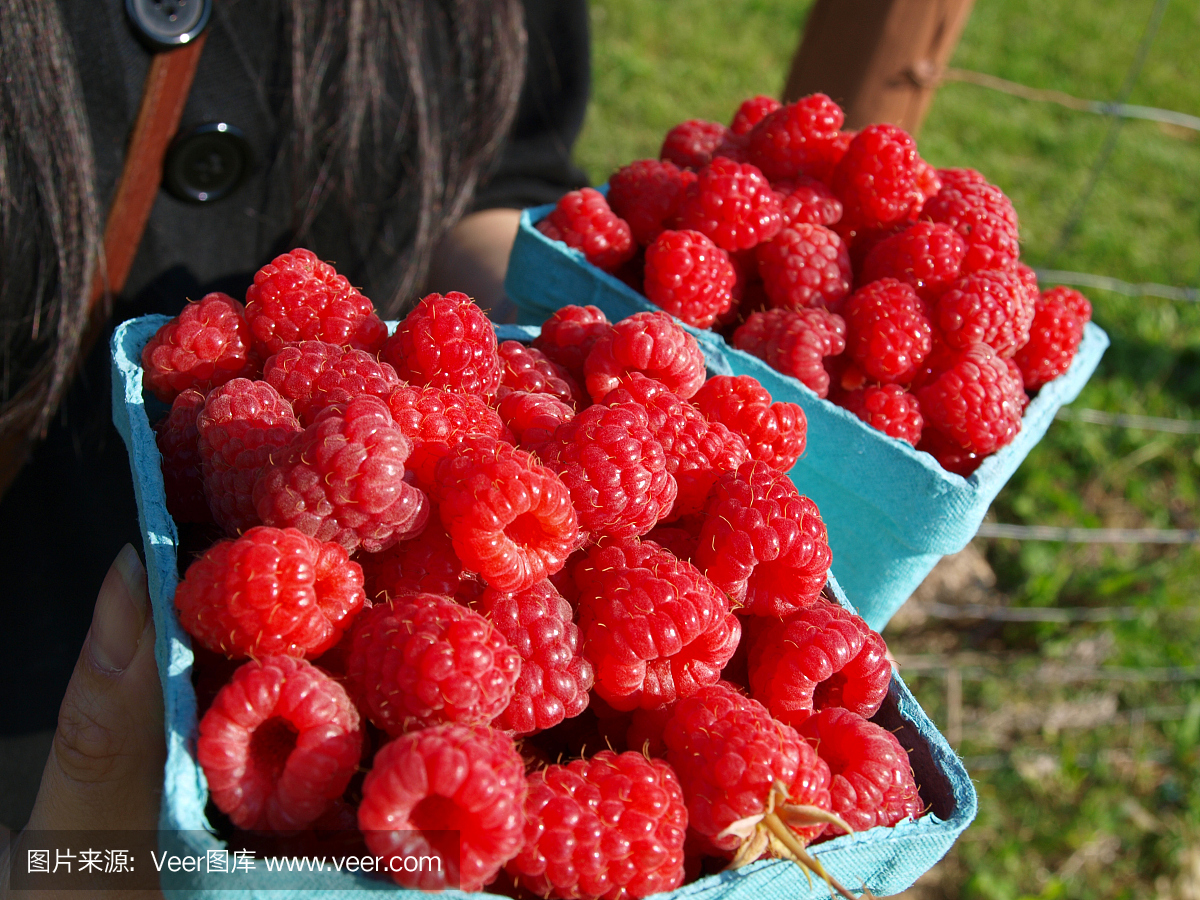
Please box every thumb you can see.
[25,544,165,833]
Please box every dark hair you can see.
[0,0,525,445]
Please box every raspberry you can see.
[660,119,729,170]
[253,395,429,554]
[842,278,933,384]
[773,176,843,228]
[731,94,783,136]
[470,580,594,736]
[831,124,923,235]
[936,167,988,190]
[196,378,302,536]
[497,340,584,407]
[433,435,579,592]
[508,751,688,900]
[263,340,402,426]
[745,94,845,183]
[347,593,522,735]
[695,460,831,616]
[916,341,1025,455]
[141,292,260,402]
[385,383,510,490]
[379,291,502,400]
[573,536,740,711]
[692,374,807,472]
[1013,287,1089,390]
[539,402,676,539]
[935,269,1035,359]
[662,683,837,860]
[584,311,707,402]
[674,158,783,252]
[860,221,966,300]
[755,223,852,311]
[916,425,984,477]
[537,187,637,272]
[155,388,210,524]
[642,525,698,563]
[731,308,846,398]
[497,390,576,453]
[642,229,737,328]
[358,724,527,891]
[357,521,466,600]
[921,177,1020,273]
[533,305,613,383]
[747,601,891,725]
[174,526,366,659]
[244,248,387,356]
[197,655,362,831]
[1047,283,1093,323]
[797,707,923,838]
[607,159,698,247]
[836,383,923,445]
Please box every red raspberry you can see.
[1047,283,1093,323]
[731,308,847,398]
[470,580,594,736]
[198,655,362,831]
[573,537,740,711]
[662,683,836,859]
[508,751,688,900]
[936,167,988,190]
[935,269,1035,358]
[755,223,852,311]
[731,94,783,136]
[358,724,527,891]
[1013,287,1089,390]
[747,601,891,725]
[836,383,923,445]
[843,278,933,384]
[642,229,737,328]
[607,159,698,247]
[385,383,510,490]
[642,525,698,563]
[142,292,259,402]
[537,187,637,272]
[253,396,429,554]
[860,221,966,300]
[695,461,831,616]
[497,340,583,407]
[175,525,365,659]
[916,341,1025,455]
[244,248,387,356]
[533,305,613,383]
[831,124,923,234]
[380,290,502,399]
[660,119,729,170]
[745,93,846,183]
[916,425,984,477]
[584,311,707,401]
[196,378,302,536]
[773,176,843,228]
[797,707,923,838]
[921,177,1020,273]
[674,158,783,252]
[155,388,209,524]
[497,390,575,453]
[357,521,466,600]
[539,402,676,539]
[692,374,807,471]
[433,435,579,592]
[263,340,401,426]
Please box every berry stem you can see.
[762,811,862,900]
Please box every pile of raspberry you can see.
[535,93,1094,476]
[142,249,929,898]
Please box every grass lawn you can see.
[578,1,1200,897]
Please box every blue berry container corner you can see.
[506,203,1110,630]
[112,314,976,898]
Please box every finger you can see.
[25,544,165,834]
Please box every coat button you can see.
[163,123,251,203]
[125,0,211,50]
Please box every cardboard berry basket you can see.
[111,313,976,898]
[506,203,1111,630]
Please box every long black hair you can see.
[0,0,525,446]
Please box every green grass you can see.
[579,1,1200,897]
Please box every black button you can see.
[163,123,251,203]
[126,0,211,50]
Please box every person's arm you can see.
[424,208,523,322]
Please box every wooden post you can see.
[783,0,975,135]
